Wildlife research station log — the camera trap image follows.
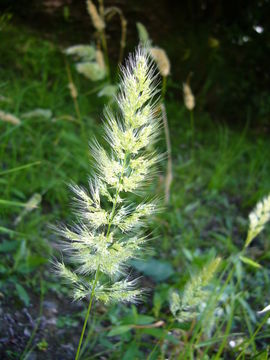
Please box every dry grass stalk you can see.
[104,6,127,65]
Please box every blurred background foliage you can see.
[1,0,270,125]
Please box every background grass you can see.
[0,19,270,360]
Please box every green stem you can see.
[190,109,194,148]
[213,296,235,359]
[75,266,100,360]
[98,0,105,19]
[100,31,111,81]
[65,60,87,146]
[161,103,172,205]
[161,76,167,100]
[147,321,174,360]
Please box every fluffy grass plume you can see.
[245,194,270,248]
[54,47,160,305]
[170,257,221,322]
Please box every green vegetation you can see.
[0,11,270,360]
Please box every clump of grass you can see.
[54,48,160,359]
[167,192,270,358]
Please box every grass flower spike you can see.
[170,257,221,323]
[54,47,160,359]
[245,194,270,248]
[86,0,105,32]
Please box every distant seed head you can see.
[150,47,170,77]
[86,0,105,32]
[68,82,78,99]
[170,257,221,323]
[183,82,195,111]
[96,49,105,70]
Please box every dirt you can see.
[0,287,85,359]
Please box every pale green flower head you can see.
[54,47,160,304]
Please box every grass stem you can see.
[161,103,172,204]
[190,109,194,149]
[65,61,87,146]
[100,31,111,81]
[75,266,100,360]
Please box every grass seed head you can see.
[150,47,170,77]
[183,82,195,111]
[245,193,270,248]
[54,47,160,304]
[86,0,105,32]
[170,257,221,322]
[68,82,78,99]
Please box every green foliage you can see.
[36,339,48,352]
[1,16,270,360]
[130,259,174,282]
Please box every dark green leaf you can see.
[15,283,30,306]
[130,259,174,282]
[107,325,132,337]
[0,240,18,253]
